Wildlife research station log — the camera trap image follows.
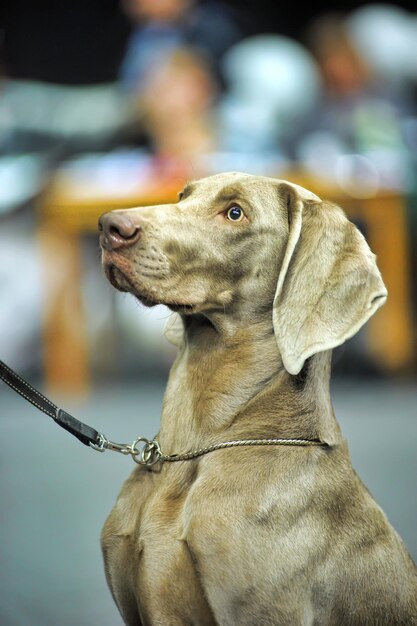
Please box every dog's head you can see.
[99,172,387,374]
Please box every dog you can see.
[99,172,417,625]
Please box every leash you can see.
[0,359,327,467]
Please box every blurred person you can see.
[138,47,217,163]
[347,3,417,193]
[296,13,413,191]
[119,0,242,92]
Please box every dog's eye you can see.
[226,205,244,222]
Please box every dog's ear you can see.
[273,183,387,375]
[164,312,184,347]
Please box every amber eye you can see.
[226,205,244,222]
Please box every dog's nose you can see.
[99,212,141,251]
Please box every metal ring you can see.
[131,437,161,466]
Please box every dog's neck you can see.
[159,313,341,456]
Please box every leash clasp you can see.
[91,434,162,466]
[130,437,162,466]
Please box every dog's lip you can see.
[104,263,131,293]
[136,293,197,313]
[104,262,196,313]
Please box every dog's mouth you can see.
[105,263,196,313]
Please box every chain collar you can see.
[93,434,328,466]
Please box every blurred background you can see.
[0,1,416,624]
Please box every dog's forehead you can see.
[187,172,320,203]
[183,172,253,199]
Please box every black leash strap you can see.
[0,359,103,448]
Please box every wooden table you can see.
[37,167,415,393]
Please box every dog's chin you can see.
[104,264,197,314]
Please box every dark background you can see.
[1,0,415,84]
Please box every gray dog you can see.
[99,172,417,625]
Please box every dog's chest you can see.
[102,463,215,624]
